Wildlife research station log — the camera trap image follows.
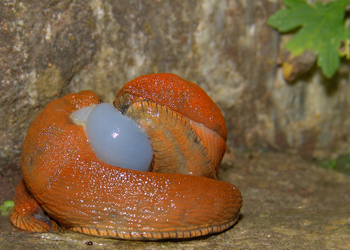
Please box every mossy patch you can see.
[318,154,350,175]
[0,200,14,216]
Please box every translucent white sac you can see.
[71,103,153,171]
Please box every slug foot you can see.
[69,215,240,240]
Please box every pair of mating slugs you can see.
[10,73,242,240]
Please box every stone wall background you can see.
[1,0,349,177]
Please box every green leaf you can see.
[268,0,350,78]
[268,0,314,32]
[0,200,14,216]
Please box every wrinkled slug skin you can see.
[115,73,227,140]
[115,73,227,176]
[11,81,242,240]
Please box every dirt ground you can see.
[0,151,349,249]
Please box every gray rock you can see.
[0,0,98,172]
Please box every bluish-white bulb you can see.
[71,103,153,171]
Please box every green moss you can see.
[318,154,350,175]
[0,200,14,216]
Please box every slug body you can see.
[10,74,242,240]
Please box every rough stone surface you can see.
[63,0,281,156]
[271,62,350,159]
[0,0,98,173]
[1,152,349,249]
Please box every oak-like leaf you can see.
[268,0,350,78]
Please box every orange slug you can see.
[10,73,242,240]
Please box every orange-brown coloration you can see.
[10,74,242,240]
[123,101,217,178]
[10,179,60,232]
[115,73,227,140]
[115,73,227,177]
